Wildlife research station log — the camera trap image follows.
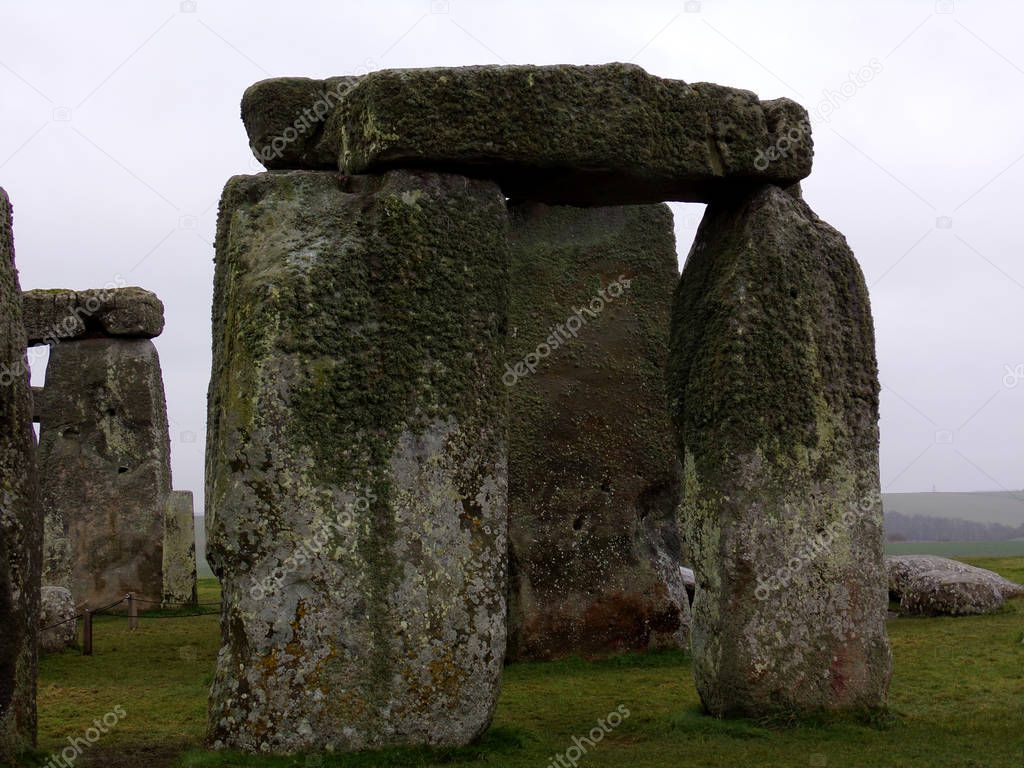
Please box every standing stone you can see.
[668,185,891,716]
[506,202,688,659]
[0,187,41,760]
[207,170,508,753]
[163,490,197,607]
[37,336,171,607]
[38,586,76,654]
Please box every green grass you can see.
[28,563,1024,768]
[886,540,1024,558]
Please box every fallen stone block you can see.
[888,555,1023,613]
[207,169,509,753]
[0,187,42,760]
[506,201,688,659]
[668,184,891,716]
[22,286,164,345]
[332,63,811,205]
[899,569,1005,616]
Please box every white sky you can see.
[2,0,1022,516]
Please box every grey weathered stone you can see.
[331,64,811,205]
[506,202,688,659]
[888,555,1023,614]
[38,586,76,654]
[22,286,164,345]
[668,184,891,716]
[37,337,171,607]
[207,169,509,753]
[163,490,197,607]
[899,569,1005,616]
[0,187,41,760]
[242,76,359,170]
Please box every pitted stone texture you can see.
[888,555,1023,616]
[333,63,811,205]
[39,587,75,654]
[0,187,41,760]
[242,76,359,169]
[668,185,891,716]
[163,491,197,607]
[888,554,1024,600]
[899,570,1004,616]
[207,169,508,753]
[506,202,688,659]
[37,338,171,607]
[22,287,164,345]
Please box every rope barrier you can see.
[38,596,221,631]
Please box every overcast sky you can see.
[2,0,1022,516]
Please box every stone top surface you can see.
[23,286,164,344]
[240,64,812,205]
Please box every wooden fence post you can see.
[128,593,138,630]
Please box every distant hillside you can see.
[883,491,1024,527]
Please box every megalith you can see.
[38,586,76,654]
[207,169,509,753]
[163,490,197,607]
[29,288,171,607]
[667,184,891,715]
[0,187,42,761]
[506,202,688,659]
[244,65,812,206]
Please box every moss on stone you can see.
[207,169,509,753]
[668,184,890,717]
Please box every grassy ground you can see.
[886,540,1024,557]
[26,560,1024,768]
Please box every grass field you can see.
[26,559,1024,768]
[886,540,1024,557]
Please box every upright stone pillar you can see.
[0,187,42,761]
[506,202,688,659]
[207,170,509,753]
[668,185,891,716]
[25,288,171,607]
[163,490,197,606]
